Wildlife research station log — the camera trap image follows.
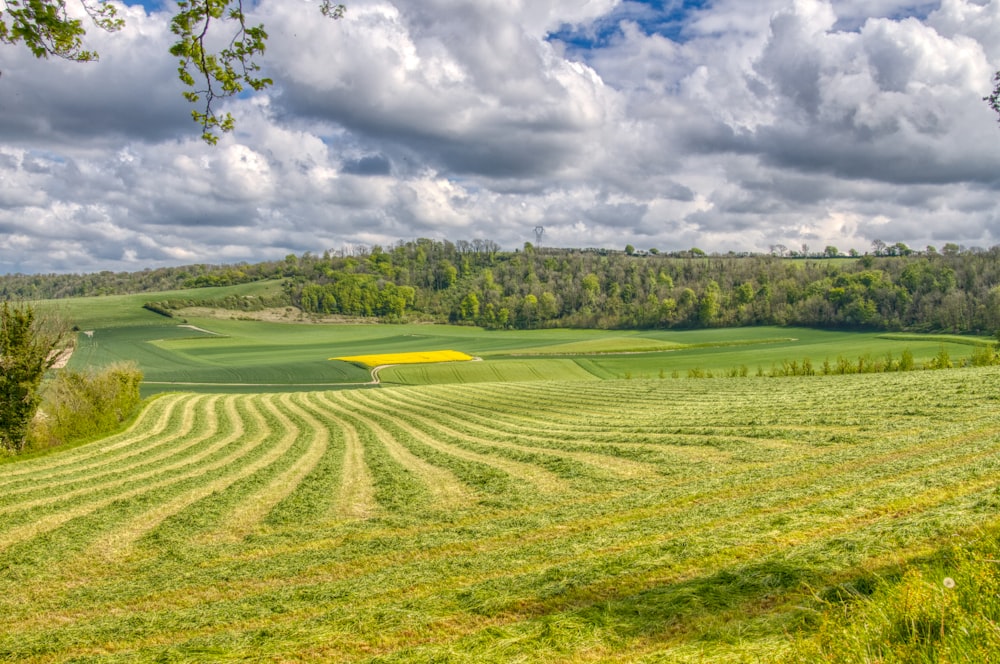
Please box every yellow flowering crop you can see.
[332,350,474,367]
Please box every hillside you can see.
[4,240,1000,335]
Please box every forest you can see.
[3,240,1000,335]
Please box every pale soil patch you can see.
[173,306,380,325]
[177,324,222,336]
[49,347,74,369]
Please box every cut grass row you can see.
[1,368,999,660]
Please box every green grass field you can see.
[69,324,373,394]
[33,286,993,392]
[54,298,992,392]
[39,280,289,330]
[1,368,999,661]
[7,290,1000,660]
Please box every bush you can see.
[968,344,999,367]
[925,346,953,370]
[28,362,143,451]
[1,301,66,453]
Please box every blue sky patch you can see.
[547,0,710,51]
[127,0,165,12]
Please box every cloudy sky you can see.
[1,0,999,273]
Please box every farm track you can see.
[1,369,999,661]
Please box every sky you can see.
[1,0,999,274]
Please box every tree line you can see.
[3,239,1000,335]
[278,240,1000,335]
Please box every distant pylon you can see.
[534,226,545,245]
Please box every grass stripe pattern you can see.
[1,368,999,661]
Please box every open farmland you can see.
[334,349,475,366]
[37,280,290,330]
[2,369,999,661]
[57,300,991,392]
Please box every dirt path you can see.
[49,347,75,369]
[178,324,222,336]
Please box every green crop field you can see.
[2,368,999,661]
[38,280,289,330]
[50,294,991,392]
[378,356,599,384]
[34,285,993,392]
[69,325,373,394]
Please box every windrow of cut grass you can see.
[1,369,999,661]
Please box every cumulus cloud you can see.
[1,0,999,273]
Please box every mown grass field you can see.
[2,368,999,661]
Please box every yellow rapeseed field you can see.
[332,349,474,367]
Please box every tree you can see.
[0,0,345,143]
[698,280,720,325]
[942,243,961,257]
[459,292,479,321]
[433,260,457,290]
[538,291,558,320]
[986,71,1000,124]
[0,301,65,452]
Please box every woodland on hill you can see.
[3,240,1000,335]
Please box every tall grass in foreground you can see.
[786,527,1000,663]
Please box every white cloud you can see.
[1,0,1000,273]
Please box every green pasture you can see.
[36,280,287,330]
[378,357,598,385]
[60,311,990,392]
[69,322,373,395]
[379,326,989,385]
[32,286,992,391]
[1,368,999,661]
[560,330,973,380]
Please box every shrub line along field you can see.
[2,367,1000,661]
